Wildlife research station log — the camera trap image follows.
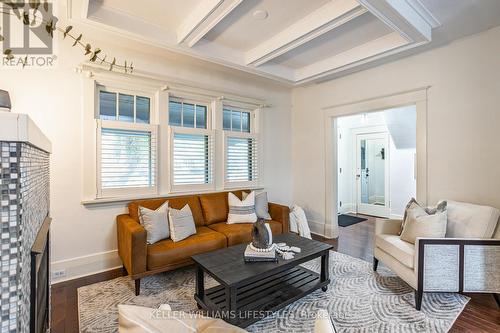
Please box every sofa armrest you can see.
[117,214,147,277]
[269,202,290,233]
[375,218,402,236]
[416,237,500,292]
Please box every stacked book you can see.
[244,245,277,262]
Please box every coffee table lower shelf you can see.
[194,266,329,327]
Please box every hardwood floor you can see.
[51,216,499,332]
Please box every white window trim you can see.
[223,131,261,189]
[81,69,266,204]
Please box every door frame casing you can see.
[355,131,390,218]
[323,88,428,239]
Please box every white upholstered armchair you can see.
[373,200,500,310]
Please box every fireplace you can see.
[30,217,51,333]
[0,113,51,333]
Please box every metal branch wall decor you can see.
[0,0,133,72]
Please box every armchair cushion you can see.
[375,218,402,235]
[375,234,415,268]
[446,201,500,238]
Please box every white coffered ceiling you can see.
[69,0,500,86]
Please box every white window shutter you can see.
[225,134,259,184]
[171,129,214,187]
[99,124,157,194]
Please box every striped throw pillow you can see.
[227,192,257,224]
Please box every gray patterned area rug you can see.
[78,251,468,332]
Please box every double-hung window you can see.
[223,107,259,187]
[96,87,157,197]
[168,98,214,191]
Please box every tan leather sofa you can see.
[117,190,290,295]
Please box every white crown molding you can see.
[406,0,441,28]
[68,0,439,85]
[358,0,433,42]
[296,32,409,83]
[245,0,367,66]
[177,0,243,47]
[296,38,428,85]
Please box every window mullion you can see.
[133,95,137,123]
[115,92,118,120]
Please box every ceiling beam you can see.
[294,32,411,83]
[245,0,367,67]
[358,0,440,43]
[177,0,243,48]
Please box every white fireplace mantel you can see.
[0,112,52,153]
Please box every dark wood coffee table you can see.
[191,233,333,327]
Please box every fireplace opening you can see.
[30,217,51,333]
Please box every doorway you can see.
[336,106,416,220]
[323,88,427,239]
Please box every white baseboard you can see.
[308,219,325,236]
[339,203,355,215]
[51,249,122,284]
[308,220,337,239]
[389,214,403,220]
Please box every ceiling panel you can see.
[82,0,500,85]
[272,12,393,69]
[202,0,331,52]
[98,0,202,31]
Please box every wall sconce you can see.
[0,90,11,112]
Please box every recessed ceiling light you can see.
[253,9,268,20]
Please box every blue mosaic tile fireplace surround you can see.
[1,117,51,333]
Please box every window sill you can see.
[81,186,264,207]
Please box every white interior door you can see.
[356,132,390,217]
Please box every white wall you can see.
[389,139,416,217]
[292,25,500,235]
[0,9,293,281]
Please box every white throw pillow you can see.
[139,201,169,244]
[227,192,257,224]
[314,309,336,333]
[118,304,247,333]
[168,204,197,242]
[400,198,446,235]
[242,191,272,220]
[400,209,448,244]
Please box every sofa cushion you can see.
[129,196,205,226]
[199,191,244,225]
[199,192,228,225]
[146,227,226,270]
[446,200,500,238]
[208,221,283,246]
[375,234,415,269]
